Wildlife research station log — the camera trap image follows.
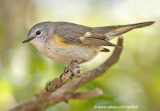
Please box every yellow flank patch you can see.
[110,26,132,32]
[54,34,69,46]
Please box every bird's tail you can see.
[95,21,155,40]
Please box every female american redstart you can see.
[23,21,154,64]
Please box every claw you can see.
[71,67,83,77]
[60,60,86,81]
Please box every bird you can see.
[23,21,154,64]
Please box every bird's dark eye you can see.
[36,30,41,35]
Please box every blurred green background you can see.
[0,0,160,111]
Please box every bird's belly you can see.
[42,44,101,64]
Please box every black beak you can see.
[22,37,35,43]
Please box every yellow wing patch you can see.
[54,34,69,46]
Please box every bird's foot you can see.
[68,60,83,77]
[60,60,87,82]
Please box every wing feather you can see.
[54,22,116,46]
[54,21,154,46]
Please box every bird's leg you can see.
[59,61,78,82]
[78,59,87,64]
[69,59,88,77]
[69,60,82,77]
[60,60,87,82]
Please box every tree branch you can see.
[9,36,123,111]
[70,88,103,99]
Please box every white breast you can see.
[30,38,101,64]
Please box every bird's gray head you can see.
[22,22,54,43]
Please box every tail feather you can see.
[94,21,155,40]
[125,21,155,29]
